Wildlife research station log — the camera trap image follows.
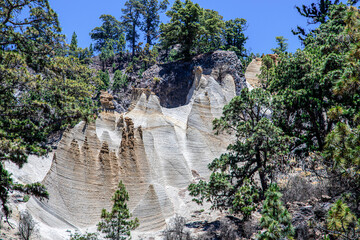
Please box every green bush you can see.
[112,70,128,91]
[98,70,110,90]
[257,184,294,240]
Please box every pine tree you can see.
[271,36,288,55]
[257,184,294,240]
[160,0,204,59]
[258,55,275,89]
[223,18,248,58]
[122,0,142,57]
[291,0,358,41]
[196,9,225,54]
[97,181,139,240]
[70,32,78,52]
[325,199,360,239]
[139,0,169,46]
[90,15,125,54]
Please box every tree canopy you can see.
[90,14,125,54]
[0,0,101,221]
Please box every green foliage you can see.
[139,0,169,46]
[292,0,340,41]
[90,15,125,54]
[325,199,360,239]
[222,18,248,58]
[122,0,142,57]
[97,181,139,240]
[98,70,110,90]
[257,184,294,240]
[271,36,288,55]
[258,55,275,89]
[196,9,225,54]
[99,41,116,69]
[69,231,99,240]
[160,0,204,59]
[138,43,158,69]
[23,195,30,202]
[70,32,78,52]
[69,32,92,63]
[112,70,128,90]
[188,88,292,217]
[232,179,259,220]
[0,1,101,220]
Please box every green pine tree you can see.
[0,0,101,221]
[257,184,294,240]
[90,15,125,54]
[97,181,139,240]
[122,0,142,57]
[160,0,204,59]
[112,70,128,91]
[325,199,360,239]
[223,18,248,58]
[271,36,288,55]
[70,31,78,52]
[139,0,169,46]
[196,9,225,54]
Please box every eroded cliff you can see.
[20,51,246,239]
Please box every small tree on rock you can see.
[97,181,139,240]
[257,184,294,240]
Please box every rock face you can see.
[113,50,247,112]
[245,58,262,88]
[27,61,242,238]
[100,91,115,111]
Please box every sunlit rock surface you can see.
[26,68,239,237]
[245,58,262,88]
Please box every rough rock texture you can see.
[26,63,242,239]
[100,91,115,111]
[112,51,247,112]
[244,58,262,88]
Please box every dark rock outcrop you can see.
[112,51,246,111]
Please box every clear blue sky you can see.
[48,0,344,54]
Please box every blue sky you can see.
[48,0,336,54]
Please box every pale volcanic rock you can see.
[26,66,241,239]
[245,58,262,88]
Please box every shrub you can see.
[98,70,110,90]
[69,231,99,240]
[18,211,35,240]
[324,199,360,239]
[164,215,191,240]
[257,184,294,240]
[112,70,128,91]
[23,195,30,202]
[281,175,327,204]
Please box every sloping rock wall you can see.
[26,54,244,238]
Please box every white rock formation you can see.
[23,69,237,239]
